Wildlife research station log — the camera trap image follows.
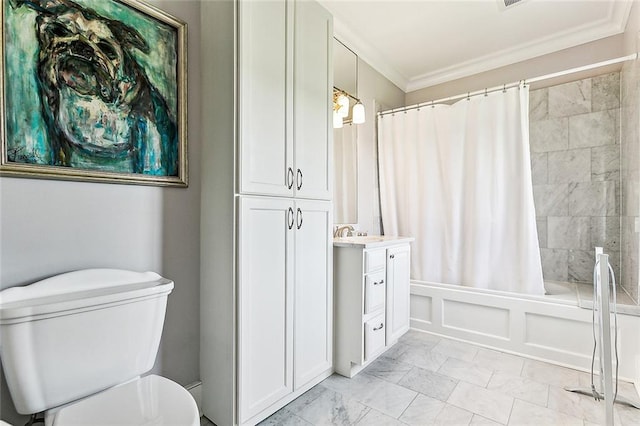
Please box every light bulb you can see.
[338,94,349,118]
[352,101,365,124]
[333,110,343,128]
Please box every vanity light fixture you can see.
[352,101,365,124]
[333,42,366,129]
[338,92,350,117]
[333,87,366,128]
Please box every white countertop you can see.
[333,235,414,248]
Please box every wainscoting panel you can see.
[409,294,432,324]
[410,281,640,383]
[442,300,510,339]
[525,313,593,356]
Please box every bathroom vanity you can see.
[333,236,414,377]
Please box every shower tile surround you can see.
[621,60,640,304]
[530,73,624,288]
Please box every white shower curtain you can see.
[378,85,544,295]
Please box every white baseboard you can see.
[186,381,203,417]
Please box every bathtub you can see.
[409,280,640,388]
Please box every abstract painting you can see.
[1,0,187,186]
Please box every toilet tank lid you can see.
[0,269,173,320]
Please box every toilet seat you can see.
[48,375,199,426]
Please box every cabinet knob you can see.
[373,323,384,331]
[374,280,384,286]
[287,207,295,230]
[296,208,303,229]
[287,167,295,189]
[390,254,395,259]
[296,169,303,190]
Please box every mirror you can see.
[334,39,356,96]
[333,38,358,223]
[334,125,357,223]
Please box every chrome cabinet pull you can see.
[287,167,294,189]
[374,280,384,286]
[296,169,303,190]
[296,208,303,229]
[373,323,384,331]
[288,207,295,230]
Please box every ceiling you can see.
[318,0,633,93]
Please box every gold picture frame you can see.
[1,0,188,187]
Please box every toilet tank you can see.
[0,269,174,415]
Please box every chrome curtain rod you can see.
[527,53,637,84]
[378,53,638,118]
[378,82,523,117]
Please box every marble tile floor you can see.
[243,330,640,426]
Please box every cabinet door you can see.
[364,313,386,362]
[294,199,332,388]
[238,0,294,197]
[293,1,332,200]
[386,245,411,343]
[238,196,294,422]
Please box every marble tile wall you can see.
[529,73,622,284]
[621,61,640,304]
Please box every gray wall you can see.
[0,0,201,423]
[529,74,621,283]
[199,0,236,423]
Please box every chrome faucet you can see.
[334,225,355,238]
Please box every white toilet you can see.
[0,269,199,426]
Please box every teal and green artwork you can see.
[1,0,187,186]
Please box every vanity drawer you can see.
[364,271,385,314]
[364,249,386,273]
[364,313,386,361]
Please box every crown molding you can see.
[406,0,632,92]
[332,17,409,91]
[331,0,632,94]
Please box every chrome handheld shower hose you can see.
[590,259,619,403]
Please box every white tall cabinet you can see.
[201,1,333,425]
[239,0,331,200]
[238,197,332,422]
